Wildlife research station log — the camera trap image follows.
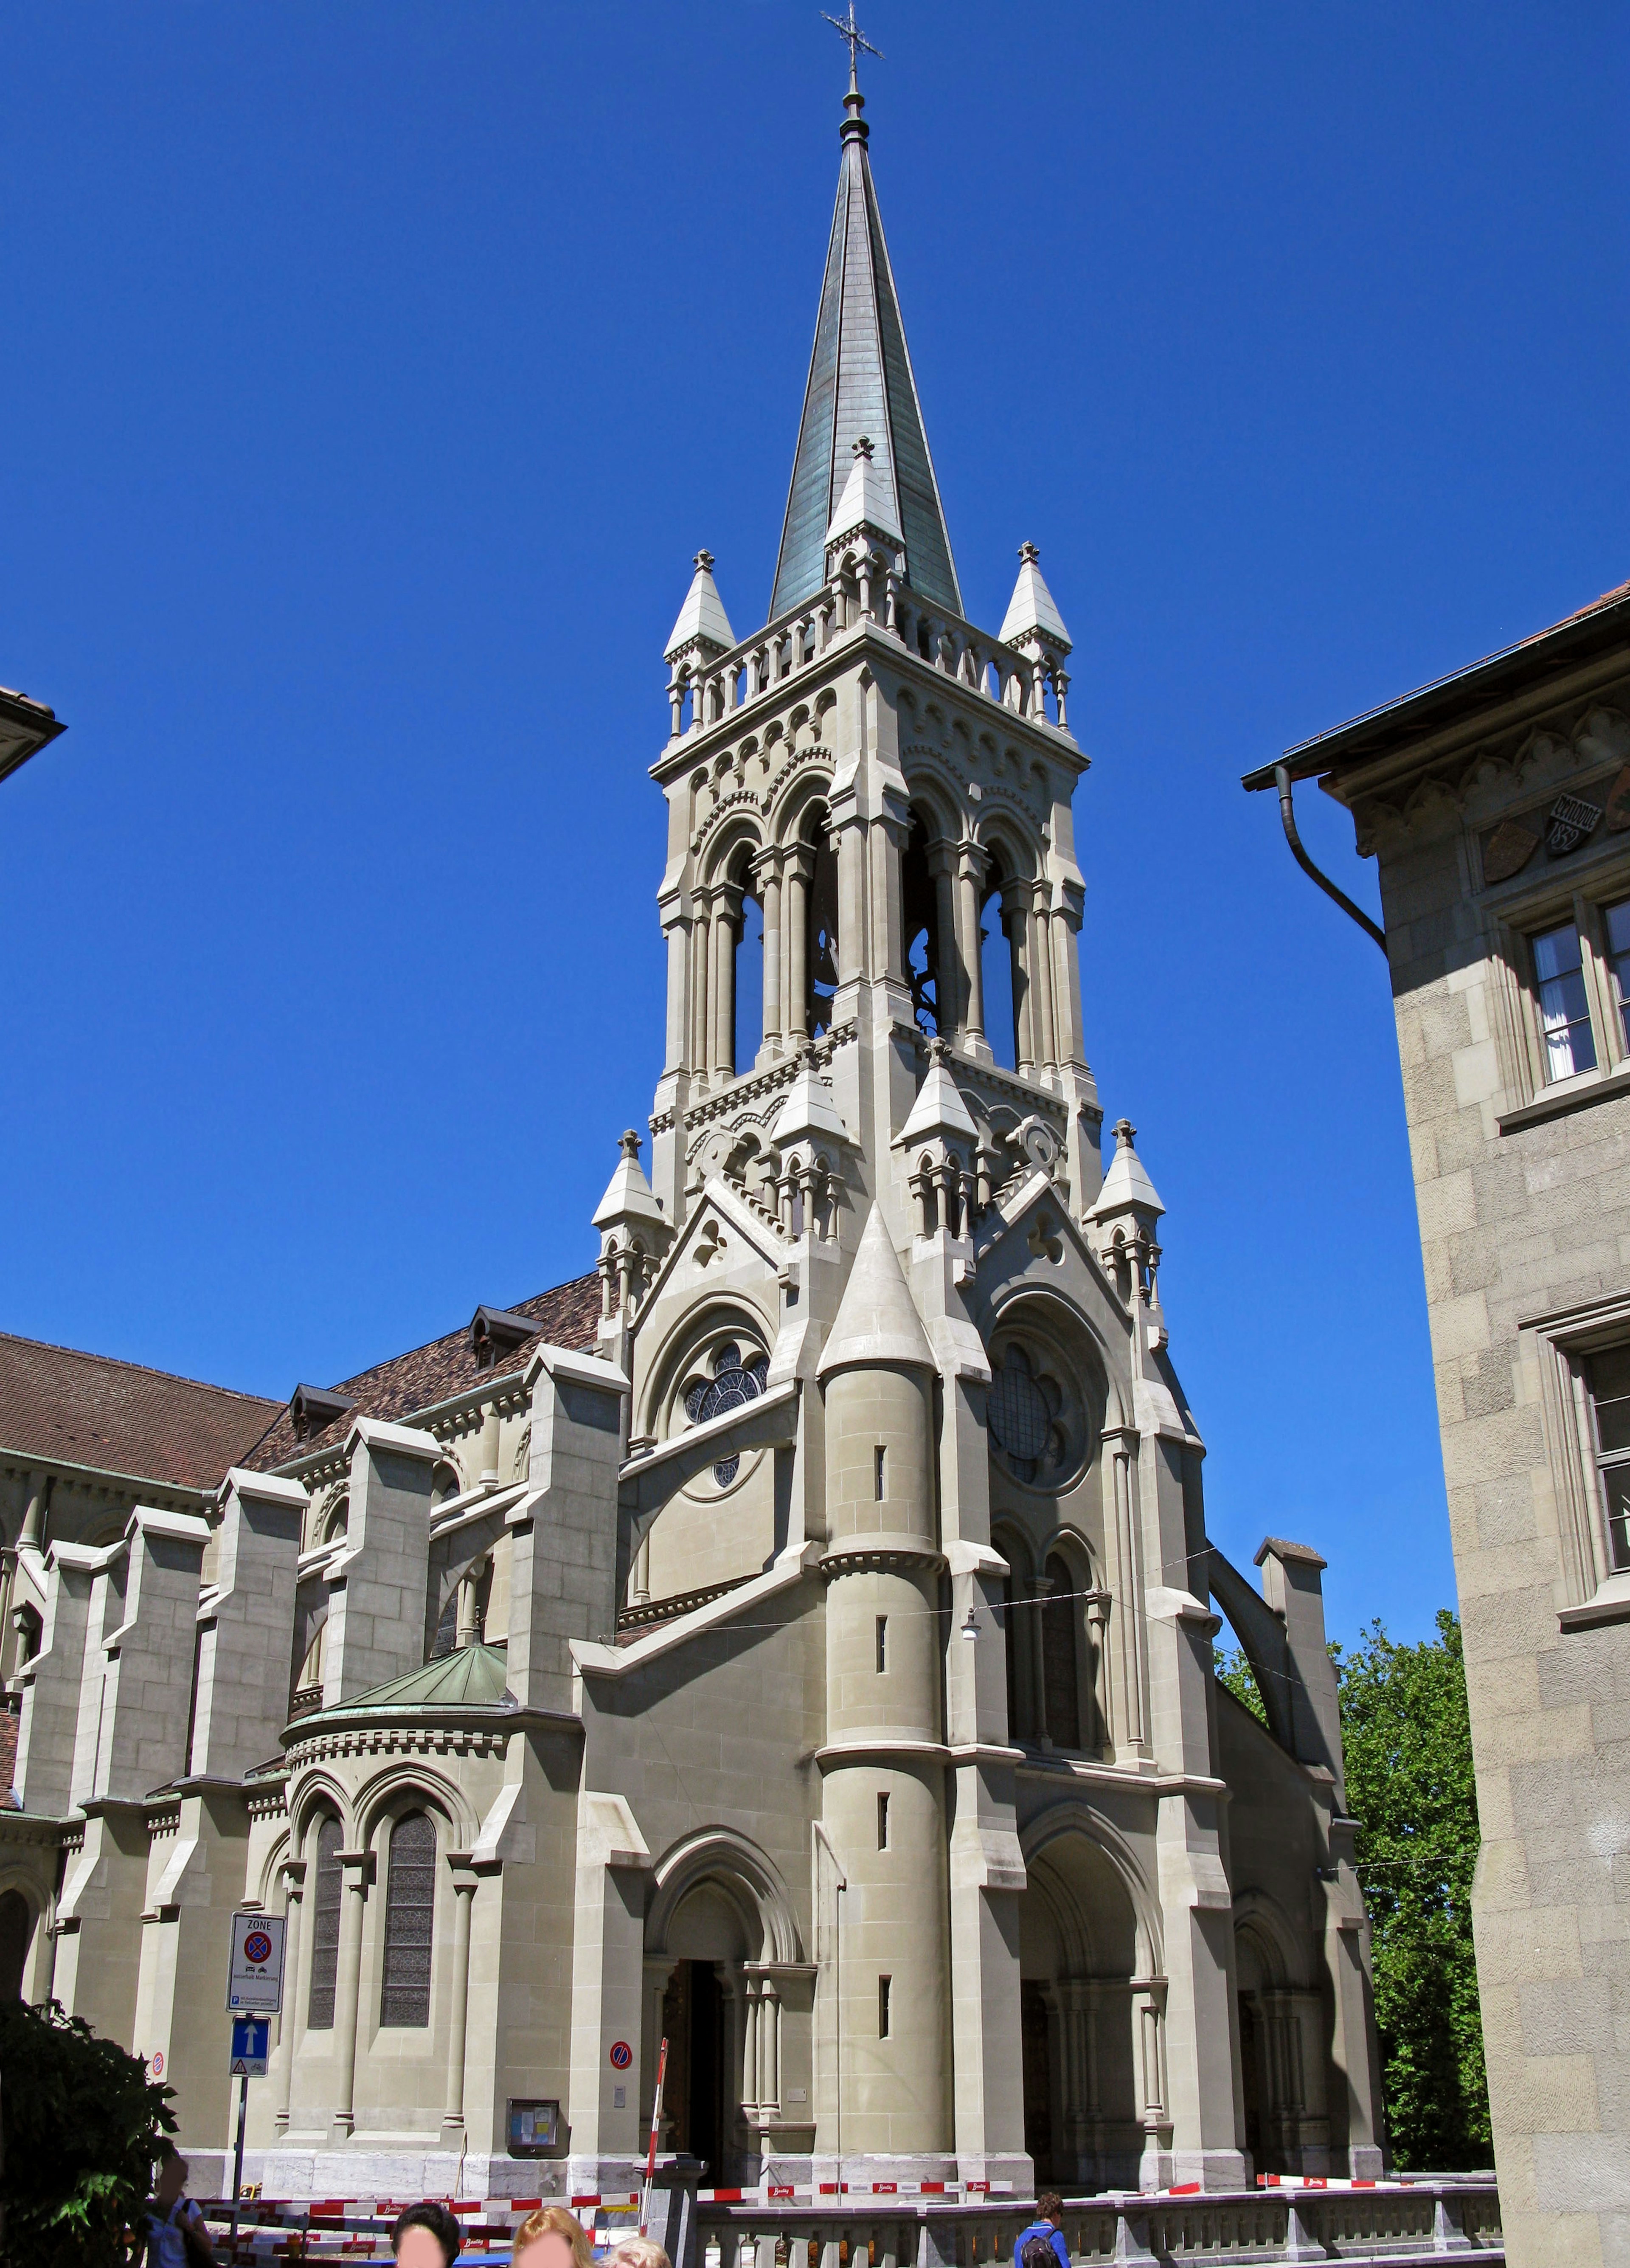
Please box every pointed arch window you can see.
[807,820,839,1036]
[306,1815,343,2029]
[380,1809,437,2027]
[1042,1552,1081,1750]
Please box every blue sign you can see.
[230,2016,270,2075]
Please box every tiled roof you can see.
[0,1333,284,1494]
[245,1274,601,1474]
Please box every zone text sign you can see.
[227,1912,287,2013]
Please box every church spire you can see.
[769,42,961,623]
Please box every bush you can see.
[0,1997,177,2267]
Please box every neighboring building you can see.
[1245,578,1630,2264]
[0,1332,281,1978]
[0,72,1384,2203]
[0,684,64,787]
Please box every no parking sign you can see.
[227,1912,287,2013]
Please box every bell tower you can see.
[646,68,1100,1244]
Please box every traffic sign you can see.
[609,2040,632,2070]
[227,1911,286,2013]
[229,2016,270,2076]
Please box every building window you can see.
[682,1339,770,1488]
[875,1615,887,1673]
[874,1445,886,1501]
[1042,1553,1081,1750]
[379,1810,437,2027]
[306,1816,343,2029]
[1603,899,1630,1052]
[877,1791,890,1849]
[878,1975,892,2038]
[1533,919,1597,1081]
[1587,1346,1630,1571]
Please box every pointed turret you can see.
[770,1049,854,1153]
[897,1040,978,1146]
[826,433,903,552]
[771,78,960,620]
[593,1130,672,1356]
[998,541,1074,729]
[999,540,1072,653]
[819,1203,935,1377]
[664,549,736,664]
[1089,1116,1164,1225]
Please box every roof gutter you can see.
[1273,763,1387,955]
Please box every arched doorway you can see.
[658,1879,750,2181]
[1018,1826,1146,2191]
[0,1889,34,2001]
[1234,1911,1329,2177]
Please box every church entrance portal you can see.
[661,1958,728,2178]
[1018,1826,1145,2191]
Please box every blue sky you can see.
[3,1,1626,1646]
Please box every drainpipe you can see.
[1274,763,1387,954]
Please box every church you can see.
[0,60,1384,2203]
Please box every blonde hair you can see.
[514,2206,596,2268]
[612,2243,672,2268]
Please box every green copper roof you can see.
[770,86,961,624]
[287,1642,517,1734]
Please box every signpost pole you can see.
[228,2069,248,2257]
[639,2035,669,2238]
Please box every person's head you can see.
[612,2240,672,2268]
[154,2157,188,2207]
[1038,2193,1065,2228]
[391,2201,462,2267]
[513,2205,595,2268]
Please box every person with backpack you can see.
[1013,2191,1071,2268]
[129,2156,215,2268]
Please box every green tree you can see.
[1335,1612,1488,2170]
[0,1997,177,2267]
[1215,1612,1489,2167]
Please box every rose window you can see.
[683,1340,770,1487]
[988,1344,1074,1487]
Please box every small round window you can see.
[682,1339,770,1487]
[987,1342,1085,1490]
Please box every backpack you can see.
[1023,2236,1057,2268]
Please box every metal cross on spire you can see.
[821,2,882,92]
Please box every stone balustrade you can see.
[672,576,1059,743]
[693,2181,1501,2268]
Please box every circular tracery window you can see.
[987,1342,1084,1490]
[682,1339,770,1487]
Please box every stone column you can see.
[690,907,711,1076]
[440,1858,479,2146]
[710,887,739,1080]
[759,1973,781,2114]
[957,845,988,1047]
[1133,1978,1171,2189]
[784,846,813,1043]
[328,1849,370,2144]
[742,1968,761,2115]
[1085,1593,1111,1756]
[1030,882,1058,1075]
[1001,882,1034,1075]
[275,1858,306,2136]
[1026,1575,1053,1747]
[661,907,688,1076]
[926,840,961,1038]
[756,849,784,1052]
[455,1560,485,1649]
[19,1472,49,1551]
[1108,1435,1147,1753]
